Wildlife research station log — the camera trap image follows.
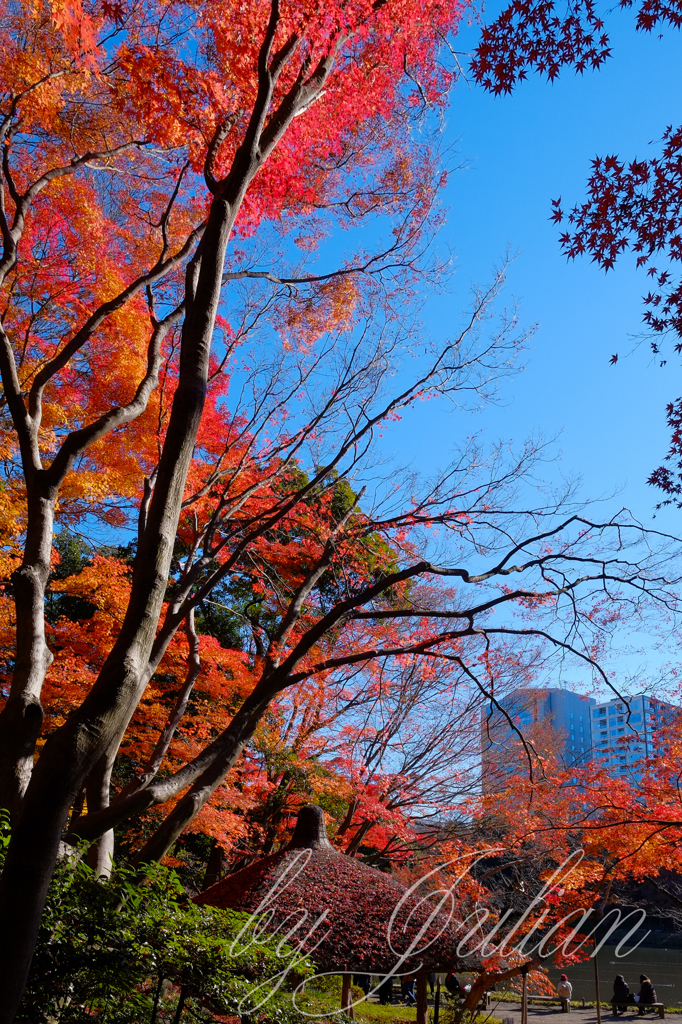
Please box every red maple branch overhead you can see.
[554,125,682,502]
[0,0,476,1013]
[1,1,681,1017]
[471,0,682,502]
[471,0,682,95]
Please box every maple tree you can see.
[0,0,468,1012]
[219,656,490,866]
[0,1,680,1020]
[471,0,682,94]
[451,703,682,975]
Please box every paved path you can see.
[486,1002,682,1024]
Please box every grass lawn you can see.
[297,983,502,1024]
[355,1004,501,1024]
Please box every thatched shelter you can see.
[197,805,479,1021]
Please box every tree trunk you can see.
[0,194,234,1024]
[521,967,528,1024]
[463,960,539,1013]
[172,987,187,1024]
[0,491,55,817]
[0,31,341,1015]
[202,838,224,890]
[341,975,355,1019]
[336,799,358,837]
[345,819,372,856]
[416,972,428,1024]
[133,681,277,864]
[117,611,200,800]
[84,753,116,878]
[67,672,280,846]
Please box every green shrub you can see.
[0,812,314,1024]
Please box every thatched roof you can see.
[196,804,480,974]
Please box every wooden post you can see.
[434,977,441,1024]
[417,972,428,1024]
[341,974,355,1019]
[594,946,601,1024]
[521,967,529,1024]
[594,900,608,1024]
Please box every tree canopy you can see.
[1,1,681,1021]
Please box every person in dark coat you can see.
[379,976,394,1005]
[428,973,436,996]
[354,975,371,996]
[612,975,630,1015]
[445,973,462,997]
[637,976,657,1016]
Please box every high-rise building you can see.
[589,693,680,780]
[481,687,595,790]
[481,687,680,790]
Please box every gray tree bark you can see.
[0,193,233,1022]
[0,483,56,817]
[0,15,378,1019]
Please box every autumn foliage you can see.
[471,0,682,498]
[1,0,682,1019]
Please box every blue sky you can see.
[223,15,682,699]
[385,9,682,534]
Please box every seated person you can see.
[612,975,631,1015]
[557,975,572,1012]
[445,973,462,997]
[636,976,657,1016]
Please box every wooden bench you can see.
[610,1002,666,1019]
[526,995,571,1012]
[643,1005,666,1019]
